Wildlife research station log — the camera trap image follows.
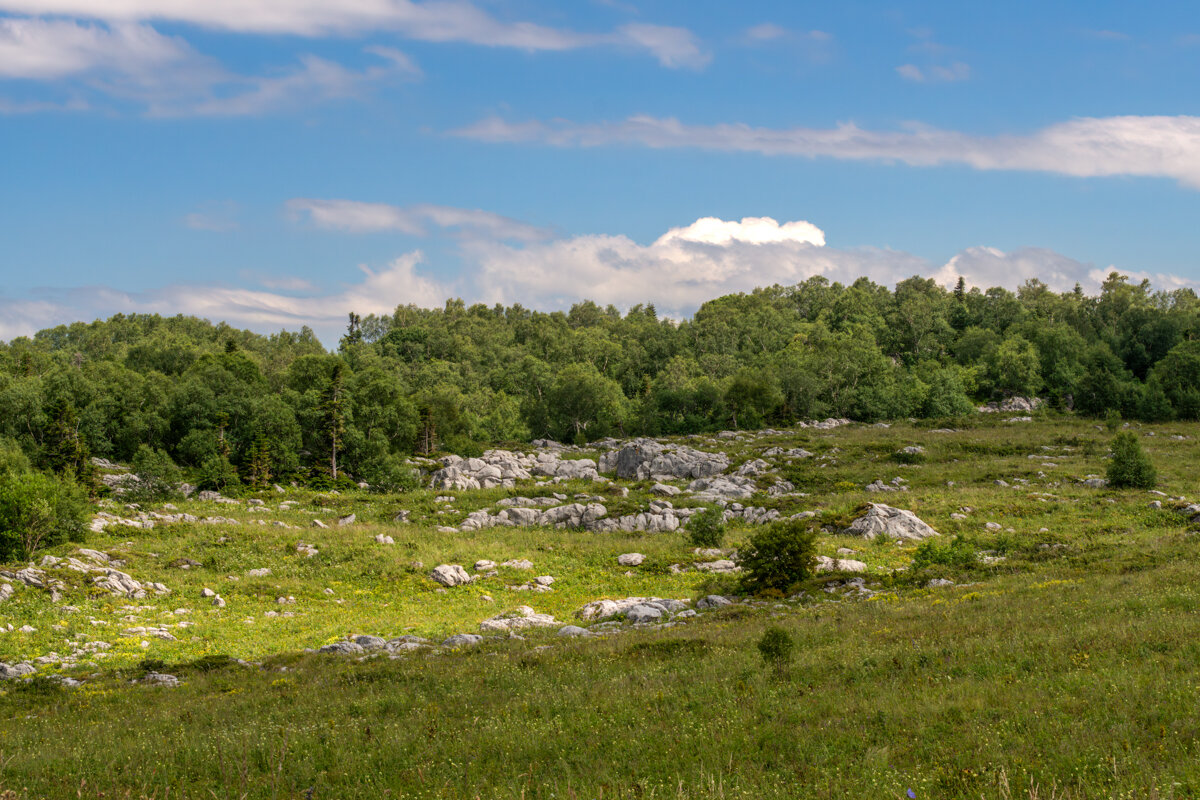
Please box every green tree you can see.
[1107,432,1156,489]
[738,520,818,595]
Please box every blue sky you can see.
[4,1,1200,343]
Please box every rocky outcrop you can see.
[600,439,729,481]
[575,596,689,622]
[845,504,939,541]
[478,606,558,632]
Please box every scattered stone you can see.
[296,542,319,557]
[479,606,558,632]
[212,596,226,608]
[696,595,732,610]
[247,568,271,577]
[557,625,591,637]
[337,514,356,526]
[442,633,483,648]
[815,556,868,573]
[617,553,645,567]
[985,521,1002,531]
[312,519,329,529]
[651,483,682,497]
[375,534,394,545]
[319,641,365,655]
[474,560,497,572]
[0,583,12,604]
[139,672,179,687]
[694,559,740,574]
[200,587,215,598]
[927,578,955,588]
[625,604,663,623]
[502,559,534,570]
[430,564,472,587]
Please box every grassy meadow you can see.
[2,414,1199,798]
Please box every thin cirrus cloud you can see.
[287,198,553,242]
[895,61,970,83]
[0,1,709,68]
[0,16,422,115]
[7,214,1195,345]
[453,113,1200,189]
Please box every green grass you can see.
[2,416,1200,798]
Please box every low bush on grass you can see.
[910,536,979,572]
[738,519,818,595]
[686,506,726,548]
[0,468,90,561]
[1107,431,1156,489]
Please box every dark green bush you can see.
[197,454,241,493]
[757,626,795,671]
[738,520,817,595]
[1107,432,1156,489]
[686,506,726,548]
[125,445,182,502]
[910,536,978,571]
[0,469,90,562]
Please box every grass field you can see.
[2,414,1199,798]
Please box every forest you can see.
[2,271,1200,494]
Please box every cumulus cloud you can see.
[0,1,707,68]
[6,216,1198,344]
[453,113,1200,189]
[287,198,551,242]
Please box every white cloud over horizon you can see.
[453,113,1200,189]
[5,214,1198,346]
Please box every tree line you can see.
[2,272,1200,492]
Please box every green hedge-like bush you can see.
[738,519,817,595]
[1107,432,1156,489]
[0,469,90,562]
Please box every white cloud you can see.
[0,1,707,67]
[453,113,1200,189]
[0,17,201,79]
[154,49,418,116]
[287,198,551,241]
[0,22,421,116]
[656,216,825,247]
[1,253,449,344]
[6,216,1197,344]
[615,23,708,69]
[897,61,970,83]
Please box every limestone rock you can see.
[442,633,483,648]
[430,564,472,587]
[617,553,645,567]
[479,605,558,632]
[845,504,939,541]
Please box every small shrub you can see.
[910,536,978,571]
[757,626,794,672]
[198,454,241,493]
[0,469,89,562]
[738,520,818,595]
[125,445,182,502]
[1104,409,1122,432]
[1107,432,1156,489]
[687,506,726,548]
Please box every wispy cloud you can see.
[0,19,421,116]
[453,113,1200,189]
[0,2,707,68]
[895,61,970,83]
[287,198,552,242]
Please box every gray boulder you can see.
[442,633,483,648]
[625,604,663,624]
[617,553,645,567]
[430,564,472,587]
[845,504,939,541]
